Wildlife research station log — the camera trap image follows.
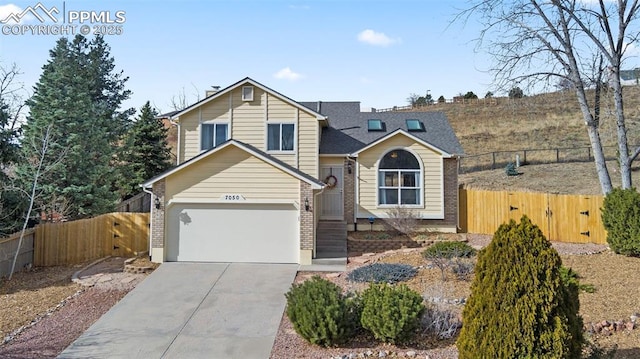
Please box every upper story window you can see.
[201,123,228,151]
[267,123,295,152]
[378,149,422,206]
[242,86,254,101]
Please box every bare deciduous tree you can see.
[0,62,28,131]
[9,125,66,279]
[458,0,640,194]
[169,84,201,111]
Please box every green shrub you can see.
[457,216,583,359]
[347,263,417,284]
[360,283,424,343]
[601,187,640,256]
[422,241,476,259]
[505,162,519,176]
[560,266,595,293]
[285,276,358,346]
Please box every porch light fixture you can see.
[347,162,352,174]
[304,197,310,212]
[154,196,161,210]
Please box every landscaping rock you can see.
[626,321,635,331]
[406,350,417,357]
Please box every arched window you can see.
[378,149,422,206]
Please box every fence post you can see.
[556,149,560,163]
[587,147,591,161]
[492,152,496,169]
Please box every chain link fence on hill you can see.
[459,144,623,174]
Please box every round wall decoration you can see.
[324,174,338,188]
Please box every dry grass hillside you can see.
[409,86,640,156]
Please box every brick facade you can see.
[343,159,355,225]
[355,157,459,230]
[299,181,314,251]
[151,179,166,249]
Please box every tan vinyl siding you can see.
[232,87,266,149]
[179,96,231,163]
[177,83,320,177]
[297,110,319,178]
[357,134,443,218]
[166,145,299,201]
[180,110,200,163]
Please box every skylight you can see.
[368,119,384,131]
[406,119,425,132]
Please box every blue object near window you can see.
[367,119,384,131]
[406,119,425,131]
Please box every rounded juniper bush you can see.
[457,216,583,359]
[284,276,359,347]
[601,187,640,256]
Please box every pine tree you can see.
[457,216,583,359]
[0,97,22,234]
[117,102,172,199]
[18,35,132,219]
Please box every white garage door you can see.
[166,203,299,263]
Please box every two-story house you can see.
[142,78,463,265]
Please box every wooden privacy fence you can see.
[459,189,607,244]
[0,229,36,277]
[34,212,150,266]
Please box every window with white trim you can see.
[201,123,228,150]
[378,150,421,205]
[267,123,295,151]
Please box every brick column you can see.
[151,179,166,263]
[299,181,314,265]
[344,159,355,227]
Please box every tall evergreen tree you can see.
[0,97,22,234]
[117,102,172,199]
[18,35,132,219]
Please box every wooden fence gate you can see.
[459,189,606,244]
[34,213,150,266]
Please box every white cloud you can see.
[0,4,34,24]
[289,4,310,10]
[274,67,304,81]
[357,29,400,47]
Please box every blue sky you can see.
[0,0,494,115]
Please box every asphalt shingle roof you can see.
[299,102,464,155]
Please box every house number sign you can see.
[221,194,245,201]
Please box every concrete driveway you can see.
[59,262,298,359]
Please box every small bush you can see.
[285,276,357,346]
[560,266,595,293]
[451,260,475,281]
[347,263,417,284]
[423,242,477,281]
[422,305,462,339]
[360,283,425,343]
[505,162,519,176]
[601,187,640,256]
[383,206,419,235]
[423,241,476,259]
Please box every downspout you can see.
[141,185,154,260]
[169,118,181,165]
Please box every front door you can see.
[320,166,344,220]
